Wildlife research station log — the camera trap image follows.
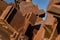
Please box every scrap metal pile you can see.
[0,0,60,40]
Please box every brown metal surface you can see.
[10,11,25,31]
[0,0,60,40]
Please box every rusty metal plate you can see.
[47,5,60,15]
[10,11,25,31]
[29,13,37,26]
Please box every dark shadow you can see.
[6,8,17,23]
[34,24,41,30]
[25,24,40,40]
[47,11,60,16]
[55,3,60,5]
[54,16,60,34]
[25,24,34,40]
[39,13,45,18]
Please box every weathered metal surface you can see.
[50,0,60,4]
[29,13,37,26]
[10,10,25,31]
[0,0,60,40]
[20,1,39,16]
[47,5,60,15]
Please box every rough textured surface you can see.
[0,0,60,40]
[47,5,60,15]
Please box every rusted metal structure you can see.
[46,0,60,40]
[0,0,44,40]
[0,0,60,40]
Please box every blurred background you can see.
[4,0,50,20]
[4,0,49,11]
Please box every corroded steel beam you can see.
[47,4,60,15]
